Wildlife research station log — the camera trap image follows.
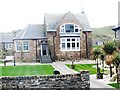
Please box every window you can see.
[16,42,21,52]
[23,41,29,51]
[60,23,80,33]
[5,43,12,49]
[15,41,29,52]
[65,24,74,32]
[60,38,80,51]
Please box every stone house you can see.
[0,33,15,56]
[112,26,120,41]
[13,11,92,63]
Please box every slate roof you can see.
[0,33,14,43]
[14,24,46,40]
[44,11,91,31]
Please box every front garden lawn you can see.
[1,65,54,76]
[66,64,97,74]
[108,83,120,89]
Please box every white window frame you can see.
[22,41,29,52]
[60,37,80,51]
[5,43,12,49]
[15,41,29,52]
[60,23,81,33]
[15,41,22,52]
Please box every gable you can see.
[44,12,91,32]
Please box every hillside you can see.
[92,26,115,44]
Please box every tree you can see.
[93,48,101,73]
[112,53,120,86]
[103,41,117,77]
[100,52,105,73]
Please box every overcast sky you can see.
[0,0,119,32]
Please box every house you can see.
[112,26,120,42]
[0,33,15,54]
[13,11,92,63]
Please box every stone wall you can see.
[1,71,90,90]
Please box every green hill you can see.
[92,26,115,44]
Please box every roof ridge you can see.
[21,25,28,39]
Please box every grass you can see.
[108,83,120,89]
[66,64,97,74]
[1,65,54,76]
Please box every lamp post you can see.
[13,50,16,66]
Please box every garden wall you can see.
[1,71,90,90]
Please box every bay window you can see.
[60,38,80,51]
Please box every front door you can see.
[42,44,47,55]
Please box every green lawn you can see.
[108,83,120,89]
[66,64,97,74]
[1,65,54,76]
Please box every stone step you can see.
[40,55,52,63]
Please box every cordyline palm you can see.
[93,48,101,73]
[113,53,120,70]
[100,52,105,73]
[102,41,116,77]
[112,53,120,83]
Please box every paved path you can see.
[52,62,78,74]
[51,61,115,89]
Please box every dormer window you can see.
[60,23,80,33]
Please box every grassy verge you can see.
[66,64,97,74]
[108,83,120,89]
[1,65,54,76]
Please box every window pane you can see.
[23,41,29,51]
[62,43,65,49]
[67,43,70,49]
[9,44,11,48]
[67,39,70,41]
[61,29,64,33]
[65,24,74,32]
[72,39,75,41]
[75,29,78,32]
[76,39,79,41]
[72,43,75,49]
[62,39,65,42]
[77,42,79,49]
[16,42,21,51]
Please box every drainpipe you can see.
[35,39,38,62]
[53,32,57,62]
[13,39,16,66]
[80,36,81,60]
[85,32,89,60]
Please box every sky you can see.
[0,0,119,32]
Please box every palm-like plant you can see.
[100,52,105,73]
[93,48,101,73]
[112,53,120,87]
[103,41,117,77]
